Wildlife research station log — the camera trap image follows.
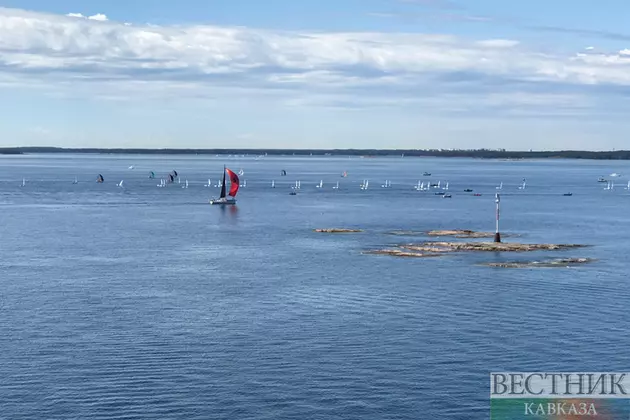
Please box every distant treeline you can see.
[0,148,23,154]
[3,147,630,160]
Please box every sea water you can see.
[1,154,629,419]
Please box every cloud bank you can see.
[0,7,629,114]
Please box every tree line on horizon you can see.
[2,147,630,159]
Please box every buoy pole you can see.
[494,193,501,243]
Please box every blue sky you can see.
[1,0,630,149]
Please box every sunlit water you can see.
[1,154,629,419]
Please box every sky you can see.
[1,0,630,150]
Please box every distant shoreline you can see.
[1,147,630,160]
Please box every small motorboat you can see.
[563,192,573,196]
[443,194,452,198]
[289,191,297,195]
[464,189,473,192]
[597,177,607,183]
[473,193,482,196]
[423,172,431,176]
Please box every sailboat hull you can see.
[210,197,237,205]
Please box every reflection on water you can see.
[218,204,239,221]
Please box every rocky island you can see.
[314,228,363,233]
[480,257,596,268]
[365,241,588,258]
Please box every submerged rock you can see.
[362,249,443,258]
[314,228,363,233]
[385,230,426,236]
[427,229,495,238]
[481,257,596,268]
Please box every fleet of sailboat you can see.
[23,167,630,203]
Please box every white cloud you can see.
[88,14,108,21]
[0,7,629,113]
[66,12,108,21]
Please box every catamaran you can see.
[210,166,239,205]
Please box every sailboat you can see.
[381,180,391,188]
[117,180,124,188]
[182,179,189,189]
[360,180,369,190]
[271,180,275,188]
[21,178,25,187]
[210,166,239,205]
[204,179,212,187]
[442,182,449,190]
[97,174,104,183]
[518,179,526,190]
[333,181,339,190]
[72,177,78,184]
[496,182,503,190]
[316,180,323,189]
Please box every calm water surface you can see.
[1,154,629,419]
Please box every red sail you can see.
[226,168,240,197]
